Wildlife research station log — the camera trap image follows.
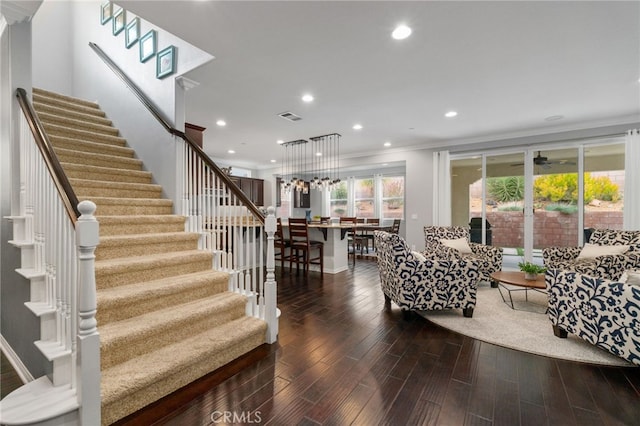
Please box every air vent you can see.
[278,111,302,122]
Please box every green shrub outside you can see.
[534,173,619,204]
[497,204,523,211]
[486,174,619,205]
[544,203,578,214]
[487,176,524,202]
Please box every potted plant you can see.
[518,261,546,280]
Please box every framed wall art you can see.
[125,17,140,48]
[156,46,176,79]
[100,2,112,25]
[112,8,126,35]
[139,30,156,63]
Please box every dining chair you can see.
[340,217,364,263]
[320,216,331,224]
[364,218,380,252]
[288,218,324,276]
[274,218,291,270]
[390,219,401,234]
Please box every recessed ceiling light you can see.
[270,159,276,163]
[353,124,363,130]
[382,163,388,166]
[216,119,226,127]
[445,111,458,118]
[315,152,322,156]
[302,94,314,103]
[276,140,284,144]
[384,142,392,147]
[544,115,564,122]
[392,24,412,40]
[227,149,235,154]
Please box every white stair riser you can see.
[52,356,72,387]
[29,276,46,302]
[21,245,34,269]
[11,216,27,241]
[40,313,56,342]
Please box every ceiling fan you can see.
[511,151,576,169]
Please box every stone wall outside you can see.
[473,211,623,248]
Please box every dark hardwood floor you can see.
[115,259,640,426]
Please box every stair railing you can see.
[89,42,278,343]
[14,88,101,423]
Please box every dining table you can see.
[281,221,390,274]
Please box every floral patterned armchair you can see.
[543,229,640,280]
[546,268,640,365]
[423,226,503,287]
[374,231,480,317]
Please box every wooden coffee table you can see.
[490,271,547,311]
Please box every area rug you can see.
[419,284,633,366]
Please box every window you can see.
[381,176,404,219]
[329,181,348,217]
[354,178,375,218]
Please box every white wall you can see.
[31,0,72,94]
[32,0,213,205]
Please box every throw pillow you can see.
[626,271,640,287]
[411,251,427,262]
[577,243,629,259]
[440,237,472,254]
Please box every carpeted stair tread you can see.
[96,269,229,324]
[50,135,135,158]
[87,197,173,216]
[43,122,127,147]
[95,250,213,288]
[100,292,247,369]
[97,215,186,235]
[31,88,269,426]
[71,178,163,199]
[100,316,267,425]
[96,231,200,260]
[33,101,112,127]
[37,111,120,136]
[55,147,142,170]
[33,87,101,110]
[62,163,152,184]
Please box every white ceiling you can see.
[117,1,640,170]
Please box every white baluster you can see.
[264,207,278,343]
[75,200,101,425]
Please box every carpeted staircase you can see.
[32,88,267,425]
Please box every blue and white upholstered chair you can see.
[423,226,503,287]
[545,268,640,365]
[374,231,480,317]
[543,229,640,280]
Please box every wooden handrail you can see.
[16,88,80,223]
[88,42,264,223]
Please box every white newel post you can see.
[264,207,278,343]
[75,201,101,425]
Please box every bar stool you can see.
[274,218,291,270]
[288,218,324,276]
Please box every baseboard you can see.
[1,334,34,383]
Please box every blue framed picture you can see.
[100,2,112,25]
[112,8,125,35]
[156,46,176,79]
[125,17,139,48]
[139,30,156,63]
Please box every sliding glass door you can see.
[450,139,625,267]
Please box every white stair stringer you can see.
[0,376,79,426]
